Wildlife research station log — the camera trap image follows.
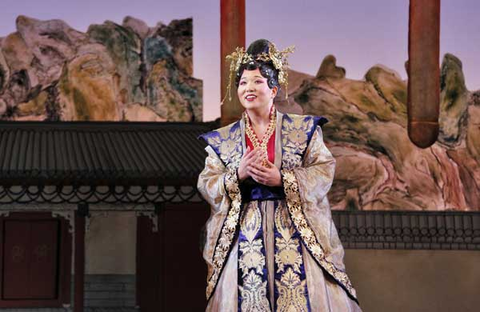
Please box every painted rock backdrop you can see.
[276,54,480,211]
[0,16,202,121]
[1,16,478,211]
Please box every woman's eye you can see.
[255,80,263,84]
[240,81,246,85]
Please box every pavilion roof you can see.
[0,121,216,186]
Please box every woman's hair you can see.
[235,39,281,91]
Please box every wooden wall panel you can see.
[2,221,31,299]
[137,203,209,311]
[0,213,71,308]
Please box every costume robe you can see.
[198,112,361,312]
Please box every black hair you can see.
[234,39,281,91]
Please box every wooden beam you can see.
[220,0,246,126]
[74,204,88,312]
[408,0,441,148]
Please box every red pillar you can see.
[408,0,440,148]
[74,204,88,312]
[221,0,246,126]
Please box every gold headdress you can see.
[222,42,295,104]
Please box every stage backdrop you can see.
[1,16,479,211]
[0,16,202,122]
[276,55,480,211]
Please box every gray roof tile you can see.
[0,121,215,186]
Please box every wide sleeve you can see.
[295,125,345,267]
[281,125,358,301]
[197,145,239,280]
[282,125,344,263]
[197,146,228,210]
[294,125,336,204]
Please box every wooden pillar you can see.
[136,209,161,312]
[155,204,166,310]
[407,0,441,148]
[221,0,246,126]
[74,203,88,312]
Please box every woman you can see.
[198,39,361,312]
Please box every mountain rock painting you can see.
[0,16,202,122]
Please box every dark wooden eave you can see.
[0,121,216,187]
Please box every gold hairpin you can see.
[222,43,295,104]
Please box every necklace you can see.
[244,106,276,167]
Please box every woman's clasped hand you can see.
[238,146,282,187]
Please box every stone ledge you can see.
[332,210,480,250]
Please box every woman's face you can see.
[237,68,277,112]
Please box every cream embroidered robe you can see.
[198,112,361,312]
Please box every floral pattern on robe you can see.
[198,112,361,312]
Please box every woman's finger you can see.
[249,171,259,181]
[245,153,261,166]
[250,165,269,179]
[242,146,252,159]
[250,172,265,185]
[244,147,259,160]
[265,159,276,168]
[250,162,268,172]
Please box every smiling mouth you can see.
[245,95,257,100]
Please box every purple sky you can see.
[1,0,479,121]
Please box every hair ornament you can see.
[222,42,295,103]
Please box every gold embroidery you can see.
[281,168,357,300]
[206,166,242,300]
[274,204,303,274]
[275,268,309,312]
[239,203,266,277]
[281,115,313,169]
[238,203,271,311]
[206,124,242,166]
[239,271,272,312]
